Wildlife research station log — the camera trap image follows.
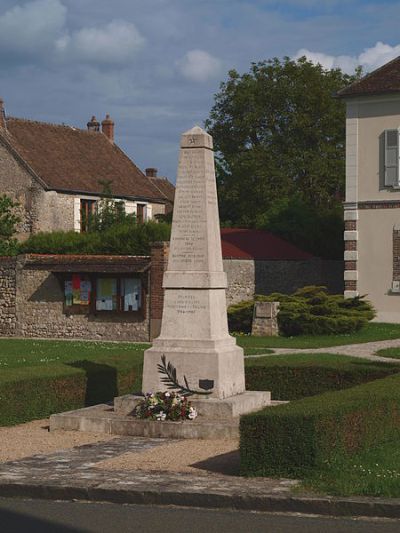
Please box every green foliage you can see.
[19,220,171,255]
[228,286,375,336]
[0,340,146,426]
[266,197,344,259]
[245,354,399,400]
[206,57,360,258]
[0,194,20,256]
[88,180,132,232]
[240,372,400,479]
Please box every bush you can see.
[227,286,375,336]
[0,354,143,426]
[245,354,399,400]
[19,220,171,256]
[240,372,400,478]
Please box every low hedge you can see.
[0,355,143,426]
[240,372,400,478]
[245,354,399,400]
[228,286,375,336]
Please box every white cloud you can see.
[0,0,66,58]
[60,20,145,65]
[294,42,400,74]
[178,49,221,82]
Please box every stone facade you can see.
[223,258,344,305]
[0,257,17,335]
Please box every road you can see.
[1,498,400,533]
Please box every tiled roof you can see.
[22,254,151,273]
[148,176,175,203]
[1,117,165,202]
[221,228,314,260]
[337,56,400,98]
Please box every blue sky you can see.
[0,0,399,182]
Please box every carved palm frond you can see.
[157,355,213,397]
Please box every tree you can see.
[0,194,20,255]
[89,180,133,232]
[206,57,359,228]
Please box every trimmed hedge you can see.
[240,372,400,478]
[0,355,143,426]
[228,286,375,336]
[245,354,400,400]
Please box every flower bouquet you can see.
[134,391,198,421]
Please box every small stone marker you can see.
[251,301,280,336]
[142,126,245,399]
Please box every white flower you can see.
[165,392,171,398]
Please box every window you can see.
[384,129,400,187]
[64,274,142,313]
[80,199,96,232]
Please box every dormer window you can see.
[384,129,400,187]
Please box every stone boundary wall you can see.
[14,264,150,341]
[0,257,17,335]
[224,259,344,305]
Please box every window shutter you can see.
[146,204,152,220]
[73,198,81,232]
[384,129,399,186]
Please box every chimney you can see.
[101,114,114,143]
[87,115,100,132]
[0,98,6,129]
[145,167,158,178]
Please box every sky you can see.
[0,0,400,183]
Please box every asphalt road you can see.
[1,498,400,533]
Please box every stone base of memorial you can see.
[49,391,275,440]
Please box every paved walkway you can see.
[245,338,400,363]
[1,436,400,519]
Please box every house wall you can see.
[0,142,42,238]
[223,259,344,305]
[344,94,400,319]
[0,257,17,335]
[357,208,400,322]
[33,191,76,233]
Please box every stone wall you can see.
[0,257,17,335]
[0,141,42,238]
[224,258,344,305]
[13,261,150,341]
[33,191,76,233]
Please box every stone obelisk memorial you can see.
[142,126,246,399]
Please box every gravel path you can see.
[245,338,400,363]
[0,419,115,463]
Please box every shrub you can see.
[19,220,171,256]
[227,286,375,336]
[240,372,400,478]
[0,354,143,426]
[245,354,399,400]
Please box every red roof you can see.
[221,228,313,260]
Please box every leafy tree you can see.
[206,57,360,230]
[0,194,20,255]
[88,180,133,232]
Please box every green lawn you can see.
[304,438,400,497]
[0,338,149,369]
[375,347,400,359]
[235,322,400,349]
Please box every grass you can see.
[375,347,400,359]
[0,338,149,370]
[304,439,400,497]
[235,322,400,349]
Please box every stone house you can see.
[0,99,174,238]
[338,56,400,322]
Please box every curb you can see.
[1,482,400,519]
